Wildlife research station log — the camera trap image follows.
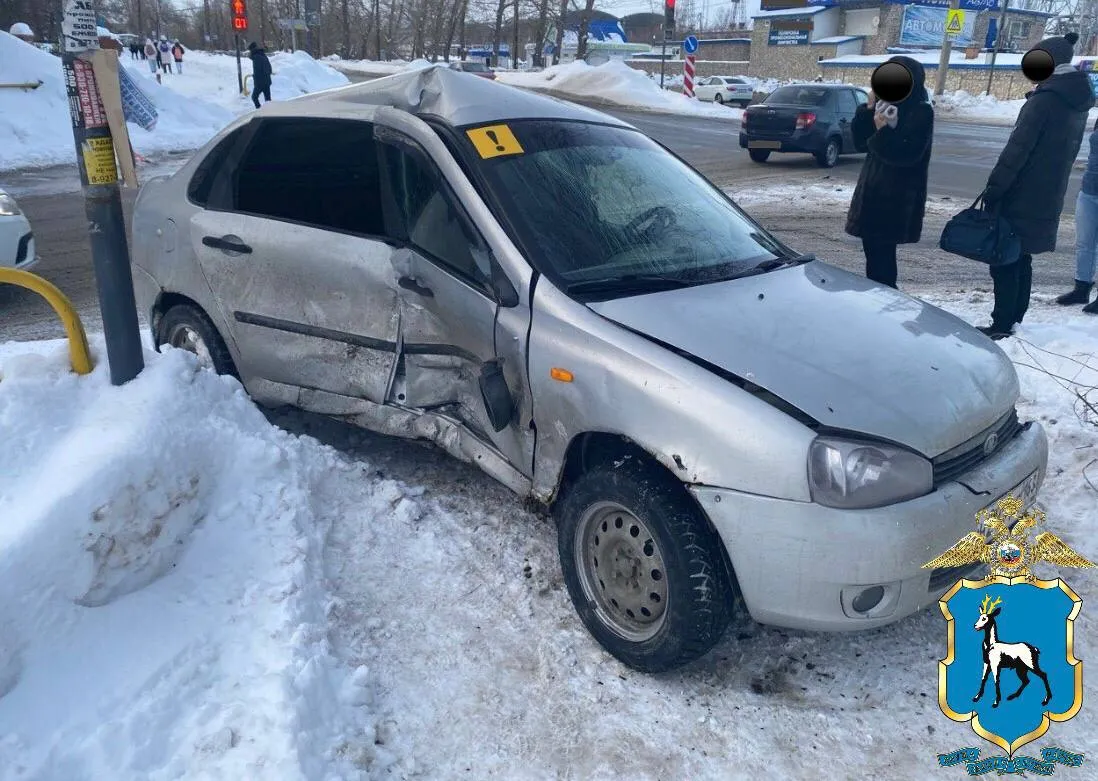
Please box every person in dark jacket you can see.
[1057,118,1098,314]
[979,32,1095,339]
[248,42,273,109]
[844,56,934,289]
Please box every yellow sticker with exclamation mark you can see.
[466,124,524,159]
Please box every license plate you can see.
[982,469,1041,521]
[748,140,781,149]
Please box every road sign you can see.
[683,34,699,55]
[278,18,308,31]
[946,9,966,38]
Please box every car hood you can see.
[587,261,1018,458]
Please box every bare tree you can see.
[574,0,594,60]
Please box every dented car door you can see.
[191,115,402,405]
[375,125,532,472]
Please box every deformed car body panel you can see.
[527,280,819,503]
[589,260,1019,459]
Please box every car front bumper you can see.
[691,420,1048,631]
[1,218,38,271]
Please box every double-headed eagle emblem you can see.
[923,493,1094,580]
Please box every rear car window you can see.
[233,118,386,236]
[765,86,831,106]
[188,128,244,206]
[461,62,488,72]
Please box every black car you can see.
[739,83,869,168]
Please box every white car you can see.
[0,188,37,271]
[694,76,754,107]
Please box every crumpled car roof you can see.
[287,63,635,130]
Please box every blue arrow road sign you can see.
[683,35,699,54]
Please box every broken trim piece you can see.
[233,310,482,363]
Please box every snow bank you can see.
[0,340,378,779]
[496,60,743,120]
[727,180,962,215]
[0,38,349,172]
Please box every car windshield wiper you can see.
[565,274,694,296]
[724,254,815,280]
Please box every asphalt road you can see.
[0,104,1086,341]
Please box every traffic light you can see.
[665,0,675,33]
[232,0,249,32]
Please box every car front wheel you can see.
[816,138,840,168]
[555,454,735,672]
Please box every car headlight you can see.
[808,436,933,509]
[0,193,21,216]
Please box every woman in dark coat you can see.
[979,33,1095,339]
[844,56,934,289]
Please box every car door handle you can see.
[202,235,252,255]
[398,276,434,297]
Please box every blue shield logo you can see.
[939,576,1083,756]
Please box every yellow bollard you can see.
[0,268,94,375]
[242,73,253,96]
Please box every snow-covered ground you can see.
[1,297,1095,779]
[728,180,963,216]
[0,35,349,172]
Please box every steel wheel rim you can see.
[827,141,838,166]
[574,501,668,643]
[168,323,213,369]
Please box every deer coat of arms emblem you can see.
[923,493,1094,758]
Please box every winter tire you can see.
[157,303,238,378]
[748,149,770,163]
[714,93,724,105]
[816,138,840,168]
[555,454,735,672]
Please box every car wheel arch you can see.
[551,431,742,606]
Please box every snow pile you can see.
[0,38,349,171]
[496,60,742,119]
[331,59,409,76]
[0,341,382,779]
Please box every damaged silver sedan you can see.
[130,66,1048,672]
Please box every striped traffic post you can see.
[682,35,699,98]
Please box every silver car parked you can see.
[130,66,1048,672]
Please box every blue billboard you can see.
[900,5,977,47]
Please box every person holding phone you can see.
[844,56,934,289]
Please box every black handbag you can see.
[939,192,1021,266]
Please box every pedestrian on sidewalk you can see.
[171,40,184,74]
[128,42,139,59]
[144,39,157,73]
[248,41,273,109]
[1056,117,1098,314]
[158,36,171,75]
[844,55,934,289]
[978,32,1095,339]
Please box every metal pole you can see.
[235,33,243,93]
[934,0,961,96]
[660,32,667,88]
[61,0,144,386]
[986,0,1012,96]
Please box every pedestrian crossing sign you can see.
[946,9,965,37]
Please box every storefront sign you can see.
[900,5,977,47]
[769,28,810,46]
[887,0,998,10]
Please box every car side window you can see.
[380,140,492,289]
[854,89,869,106]
[232,117,386,237]
[188,128,245,206]
[837,89,858,117]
